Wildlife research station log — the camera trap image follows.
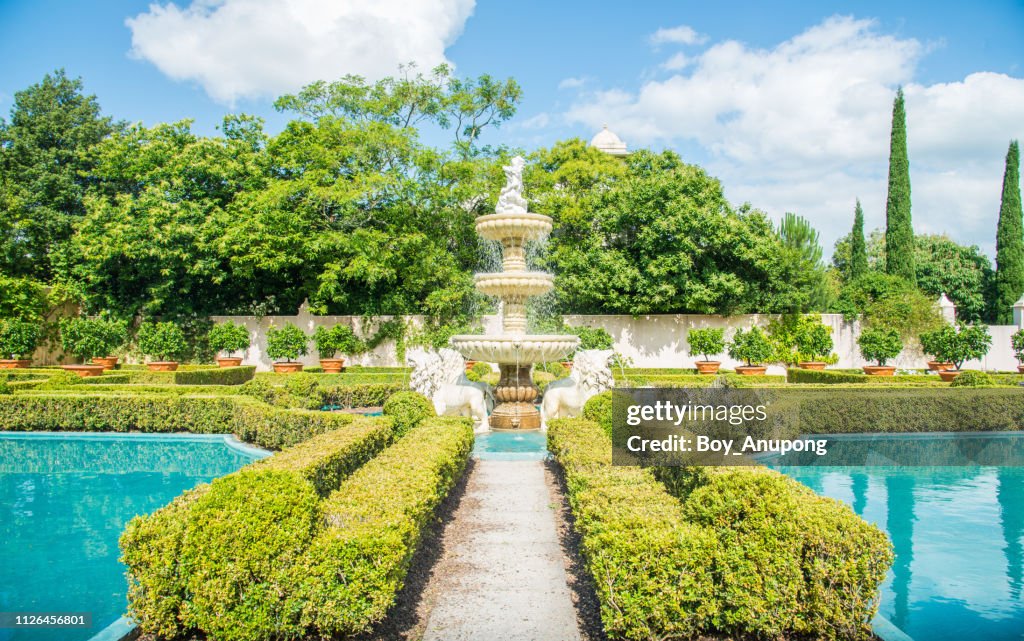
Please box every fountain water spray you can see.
[450,156,579,430]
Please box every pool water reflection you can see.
[0,432,266,641]
[779,462,1024,641]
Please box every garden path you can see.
[421,459,582,641]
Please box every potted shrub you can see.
[136,321,188,371]
[926,323,992,382]
[313,324,361,373]
[919,329,953,371]
[858,327,902,375]
[687,327,725,374]
[0,319,40,369]
[209,321,250,367]
[59,317,129,375]
[267,323,309,373]
[793,318,834,370]
[1013,328,1024,374]
[727,327,773,375]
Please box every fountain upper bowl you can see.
[475,213,552,243]
[449,334,580,364]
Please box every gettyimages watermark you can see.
[611,387,1024,467]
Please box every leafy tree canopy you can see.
[0,70,117,280]
[526,140,823,315]
[832,230,993,321]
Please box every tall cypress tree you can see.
[850,199,868,280]
[994,140,1023,323]
[885,88,915,283]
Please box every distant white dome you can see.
[589,125,628,156]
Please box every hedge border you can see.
[174,366,256,386]
[548,416,892,641]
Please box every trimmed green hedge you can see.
[614,373,787,387]
[548,418,892,641]
[658,466,892,639]
[786,368,953,385]
[255,372,409,386]
[174,366,255,386]
[298,417,473,637]
[547,418,721,639]
[789,387,1024,434]
[0,393,365,450]
[121,416,472,641]
[120,415,399,640]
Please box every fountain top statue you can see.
[496,156,528,214]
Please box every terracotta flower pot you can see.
[91,356,119,370]
[464,360,477,373]
[320,358,345,374]
[735,365,767,376]
[938,369,962,382]
[61,364,106,377]
[146,361,179,372]
[561,361,573,371]
[1018,365,1024,374]
[862,365,896,376]
[798,362,827,371]
[216,357,243,368]
[0,359,31,369]
[695,361,721,374]
[273,362,304,374]
[927,361,954,372]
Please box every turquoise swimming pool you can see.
[0,432,267,641]
[777,432,1024,641]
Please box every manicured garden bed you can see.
[547,415,892,640]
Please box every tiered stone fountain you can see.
[450,157,579,430]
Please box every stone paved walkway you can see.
[421,459,582,641]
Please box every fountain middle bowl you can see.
[449,334,580,365]
[474,272,553,299]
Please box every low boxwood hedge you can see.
[547,417,721,639]
[548,418,892,641]
[174,366,255,386]
[120,415,400,640]
[298,417,473,637]
[121,415,472,641]
[0,393,366,450]
[790,387,1024,434]
[614,373,787,387]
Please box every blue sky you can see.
[2,0,1023,257]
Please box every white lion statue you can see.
[407,347,493,433]
[541,349,615,425]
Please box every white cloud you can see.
[649,24,707,47]
[568,15,1024,256]
[558,76,586,90]
[126,0,475,104]
[660,52,691,71]
[517,112,551,130]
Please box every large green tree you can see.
[993,140,1023,323]
[832,229,993,321]
[67,117,269,318]
[527,139,817,315]
[66,68,519,322]
[0,70,115,280]
[778,212,831,311]
[849,199,868,280]
[885,88,915,283]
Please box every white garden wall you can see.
[213,299,1024,373]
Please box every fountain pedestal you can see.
[491,364,542,430]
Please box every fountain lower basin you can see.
[449,334,579,365]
